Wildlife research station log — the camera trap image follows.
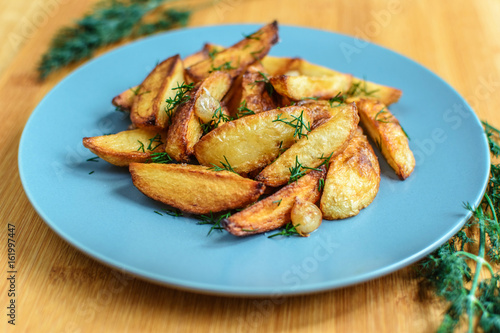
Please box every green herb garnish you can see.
[288,156,322,184]
[419,122,500,332]
[273,111,311,140]
[165,82,195,123]
[268,223,300,238]
[148,152,173,164]
[347,77,379,97]
[137,140,145,152]
[272,199,282,206]
[38,1,191,79]
[209,61,236,73]
[197,211,231,236]
[236,100,256,118]
[328,92,346,107]
[209,156,237,174]
[147,133,163,151]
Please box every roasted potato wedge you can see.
[185,21,279,82]
[112,86,138,111]
[256,103,359,187]
[129,163,265,214]
[166,71,232,162]
[320,127,380,219]
[238,71,276,114]
[183,43,225,68]
[194,106,314,174]
[111,44,226,111]
[355,99,414,179]
[222,167,325,236]
[194,71,232,123]
[261,56,300,76]
[131,55,185,129]
[270,74,352,101]
[82,129,166,166]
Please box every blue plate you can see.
[19,24,490,296]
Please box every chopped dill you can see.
[148,152,173,164]
[236,100,256,118]
[86,156,99,162]
[268,223,300,238]
[137,140,145,152]
[288,156,322,184]
[165,82,195,123]
[209,61,236,73]
[273,111,311,140]
[318,178,325,192]
[347,78,379,97]
[147,133,163,151]
[328,92,346,107]
[196,211,231,236]
[209,156,237,174]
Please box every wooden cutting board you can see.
[1,0,499,332]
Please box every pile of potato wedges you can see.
[83,21,415,237]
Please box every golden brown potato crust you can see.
[186,21,279,82]
[320,127,380,219]
[194,106,313,174]
[222,167,325,236]
[129,163,265,214]
[256,103,359,187]
[355,99,415,180]
[82,129,166,166]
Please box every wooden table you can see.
[1,0,498,332]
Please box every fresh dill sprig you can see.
[272,199,282,206]
[165,82,195,123]
[346,77,379,97]
[236,100,256,118]
[196,211,231,236]
[288,156,322,184]
[374,107,392,123]
[86,156,100,162]
[137,140,145,152]
[201,105,233,134]
[273,111,311,140]
[38,0,191,79]
[301,96,319,101]
[242,30,263,40]
[419,121,500,332]
[130,86,150,96]
[209,61,236,73]
[250,47,265,61]
[147,133,163,151]
[209,156,237,174]
[374,107,411,140]
[328,92,346,107]
[155,208,183,217]
[208,48,220,61]
[318,178,325,191]
[148,152,173,164]
[253,71,275,97]
[211,105,233,128]
[267,223,300,238]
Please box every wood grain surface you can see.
[1,0,499,332]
